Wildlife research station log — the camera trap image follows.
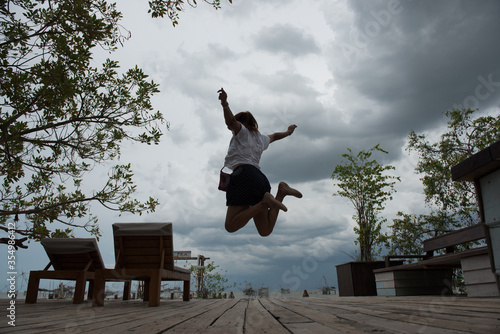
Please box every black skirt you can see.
[226,164,271,206]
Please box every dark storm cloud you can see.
[256,0,500,185]
[18,1,500,295]
[329,0,500,133]
[245,69,318,97]
[254,23,321,57]
[107,1,500,295]
[161,1,500,189]
[171,212,354,290]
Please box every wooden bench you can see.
[451,140,500,292]
[384,223,487,268]
[26,238,132,304]
[374,223,496,296]
[375,140,500,297]
[92,222,191,307]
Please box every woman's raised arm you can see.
[218,88,241,134]
[269,124,297,143]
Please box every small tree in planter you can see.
[187,261,235,299]
[332,145,399,261]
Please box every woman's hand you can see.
[288,124,297,134]
[218,88,227,104]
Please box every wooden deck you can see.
[3,296,500,333]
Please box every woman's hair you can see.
[235,111,259,132]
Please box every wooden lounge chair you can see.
[92,222,191,307]
[25,238,112,304]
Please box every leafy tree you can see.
[1,1,233,245]
[408,108,499,224]
[332,145,400,261]
[385,108,500,254]
[187,261,235,298]
[148,0,232,26]
[386,211,459,257]
[0,0,164,244]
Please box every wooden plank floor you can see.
[2,296,500,333]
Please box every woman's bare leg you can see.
[225,193,287,233]
[225,203,272,233]
[253,183,303,236]
[226,183,302,236]
[225,206,251,233]
[253,192,284,236]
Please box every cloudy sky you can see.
[3,0,500,294]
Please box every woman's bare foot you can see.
[278,182,303,198]
[262,192,288,211]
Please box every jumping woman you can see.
[219,88,302,237]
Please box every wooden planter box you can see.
[336,261,401,296]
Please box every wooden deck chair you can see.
[92,222,191,307]
[25,238,124,304]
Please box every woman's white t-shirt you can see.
[224,123,270,170]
